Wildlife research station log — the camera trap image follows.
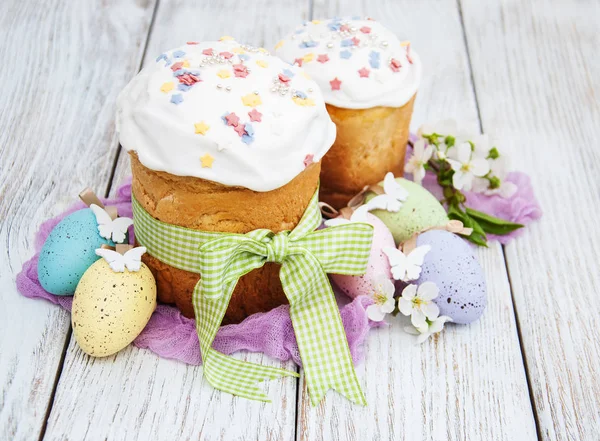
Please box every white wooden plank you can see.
[298,1,538,440]
[461,0,600,439]
[45,1,309,440]
[0,1,156,440]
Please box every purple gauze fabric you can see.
[16,178,382,366]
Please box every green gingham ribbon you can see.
[132,190,373,406]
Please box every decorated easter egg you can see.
[365,177,449,244]
[72,258,156,357]
[331,213,395,299]
[38,208,113,295]
[415,230,486,324]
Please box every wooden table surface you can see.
[1,0,599,439]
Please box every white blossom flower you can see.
[398,282,440,329]
[404,315,452,344]
[382,245,431,282]
[470,153,517,198]
[446,143,490,191]
[324,204,370,227]
[405,139,433,185]
[366,172,409,212]
[418,119,476,145]
[366,274,397,322]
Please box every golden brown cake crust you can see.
[130,153,321,324]
[319,95,416,209]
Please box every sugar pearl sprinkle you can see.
[274,17,421,110]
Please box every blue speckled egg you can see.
[38,208,113,295]
[415,230,486,324]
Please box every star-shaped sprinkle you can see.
[340,50,352,59]
[233,63,249,78]
[170,94,183,105]
[282,68,295,78]
[220,51,234,59]
[275,40,284,50]
[156,53,169,63]
[241,124,255,144]
[202,48,214,55]
[256,59,268,68]
[311,19,321,24]
[178,73,200,85]
[173,50,186,58]
[200,154,214,168]
[317,54,330,63]
[217,69,231,78]
[340,24,350,32]
[219,35,234,41]
[369,51,381,69]
[360,26,371,34]
[294,58,303,66]
[234,123,247,137]
[177,84,192,92]
[160,82,174,93]
[248,108,263,122]
[182,59,190,68]
[292,96,315,107]
[224,112,240,126]
[187,41,199,45]
[171,61,184,71]
[241,93,262,107]
[390,58,402,72]
[278,73,291,84]
[300,40,318,48]
[330,77,342,90]
[358,67,370,78]
[351,36,360,46]
[303,53,314,63]
[238,53,250,61]
[233,47,245,54]
[304,154,314,168]
[341,39,353,47]
[194,121,210,135]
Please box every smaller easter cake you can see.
[117,38,336,324]
[275,18,422,208]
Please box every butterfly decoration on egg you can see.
[95,246,147,272]
[90,204,133,244]
[365,172,409,212]
[383,245,431,282]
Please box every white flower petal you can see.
[421,301,440,320]
[422,145,434,162]
[381,298,396,313]
[430,316,452,333]
[456,142,473,163]
[471,158,491,177]
[452,170,472,191]
[401,284,417,300]
[446,158,462,172]
[411,310,427,328]
[367,305,386,322]
[499,182,518,198]
[417,332,432,344]
[398,297,414,316]
[413,139,425,157]
[404,326,420,336]
[412,166,425,185]
[417,281,439,301]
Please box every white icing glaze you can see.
[273,18,422,110]
[116,39,335,192]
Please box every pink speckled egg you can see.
[331,213,395,299]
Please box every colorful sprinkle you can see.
[358,67,370,78]
[304,154,314,168]
[300,40,318,48]
[232,47,245,54]
[317,54,330,63]
[241,93,262,107]
[278,73,291,84]
[292,96,316,107]
[238,53,250,61]
[178,72,200,85]
[173,50,186,58]
[275,40,285,50]
[360,26,371,34]
[248,108,262,122]
[330,77,342,91]
[200,153,214,168]
[219,36,234,41]
[202,48,214,55]
[311,19,321,24]
[171,62,184,71]
[390,58,402,72]
[194,121,210,135]
[282,68,295,78]
[369,51,381,69]
[340,50,352,59]
[160,82,174,93]
[177,84,192,92]
[217,69,231,78]
[170,94,183,105]
[303,53,314,63]
[187,41,199,45]
[256,59,268,68]
[224,112,240,126]
[294,58,304,66]
[234,123,247,137]
[220,51,234,59]
[340,39,354,47]
[351,37,360,46]
[156,53,169,63]
[233,64,249,78]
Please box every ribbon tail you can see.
[204,349,299,402]
[282,254,367,407]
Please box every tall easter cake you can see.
[117,39,335,324]
[274,18,421,208]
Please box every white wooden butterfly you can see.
[366,172,409,212]
[90,204,133,244]
[382,245,431,282]
[95,247,147,272]
[324,205,370,227]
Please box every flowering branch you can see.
[406,121,523,246]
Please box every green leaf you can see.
[466,208,524,235]
[447,204,489,247]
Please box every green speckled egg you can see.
[365,178,449,244]
[72,259,156,357]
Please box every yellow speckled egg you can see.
[72,259,156,357]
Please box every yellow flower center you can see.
[372,284,388,305]
[461,163,472,172]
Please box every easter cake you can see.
[116,39,335,324]
[274,18,421,208]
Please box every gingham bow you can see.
[133,190,374,405]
